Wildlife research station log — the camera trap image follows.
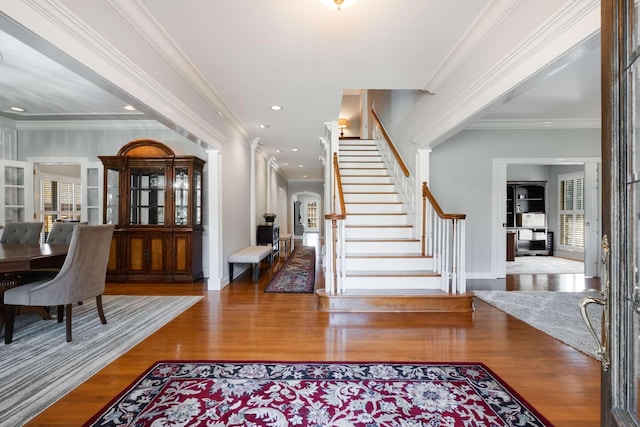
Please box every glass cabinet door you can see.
[4,165,25,222]
[194,169,202,226]
[105,168,120,225]
[174,166,189,226]
[129,167,165,225]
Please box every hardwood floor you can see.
[27,237,600,426]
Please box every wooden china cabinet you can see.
[99,139,205,283]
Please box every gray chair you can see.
[0,222,43,244]
[4,225,115,343]
[46,222,87,245]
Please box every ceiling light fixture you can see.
[270,105,282,111]
[9,106,25,112]
[338,117,348,138]
[292,148,299,152]
[123,104,137,111]
[320,0,357,11]
[259,124,270,129]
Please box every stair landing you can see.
[316,289,475,313]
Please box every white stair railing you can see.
[371,109,416,231]
[325,152,347,295]
[422,182,467,293]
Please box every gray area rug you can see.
[506,256,584,274]
[474,290,602,359]
[0,294,202,426]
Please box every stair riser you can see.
[346,215,408,226]
[340,147,380,159]
[346,257,434,270]
[342,184,395,193]
[345,241,421,253]
[341,176,391,184]
[345,227,413,239]
[340,162,385,169]
[343,276,441,290]
[340,156,382,162]
[339,169,389,176]
[344,193,399,203]
[346,203,403,214]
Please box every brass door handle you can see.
[579,235,610,371]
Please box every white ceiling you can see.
[0,1,600,179]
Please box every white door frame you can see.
[492,157,600,278]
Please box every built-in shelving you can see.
[507,181,548,257]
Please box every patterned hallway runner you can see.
[264,246,316,293]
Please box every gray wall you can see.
[430,128,600,275]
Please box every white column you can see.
[250,138,261,245]
[416,148,431,240]
[206,148,222,290]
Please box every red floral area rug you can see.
[264,246,316,293]
[84,361,553,427]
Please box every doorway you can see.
[492,157,600,278]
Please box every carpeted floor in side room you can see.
[0,295,202,427]
[507,255,584,274]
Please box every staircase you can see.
[317,139,474,313]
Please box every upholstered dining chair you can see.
[0,222,43,244]
[3,224,115,343]
[46,222,87,245]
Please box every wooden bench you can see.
[279,233,293,257]
[228,246,273,282]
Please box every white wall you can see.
[430,128,600,275]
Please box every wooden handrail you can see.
[371,109,410,177]
[325,153,346,220]
[422,182,466,220]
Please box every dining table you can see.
[0,243,69,322]
[0,243,68,273]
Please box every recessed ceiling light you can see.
[123,105,137,111]
[276,149,281,153]
[9,106,25,112]
[303,175,308,178]
[282,163,289,166]
[298,165,304,168]
[259,124,270,129]
[270,105,283,111]
[292,148,299,152]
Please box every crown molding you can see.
[6,0,227,148]
[467,118,601,130]
[423,0,523,93]
[106,0,249,140]
[414,0,600,147]
[0,116,17,129]
[15,119,168,131]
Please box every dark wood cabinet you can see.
[99,139,205,283]
[257,224,279,256]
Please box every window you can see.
[40,174,82,240]
[558,172,585,252]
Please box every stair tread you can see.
[346,270,438,277]
[346,238,420,242]
[347,253,431,258]
[348,213,407,215]
[346,225,412,228]
[319,289,461,296]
